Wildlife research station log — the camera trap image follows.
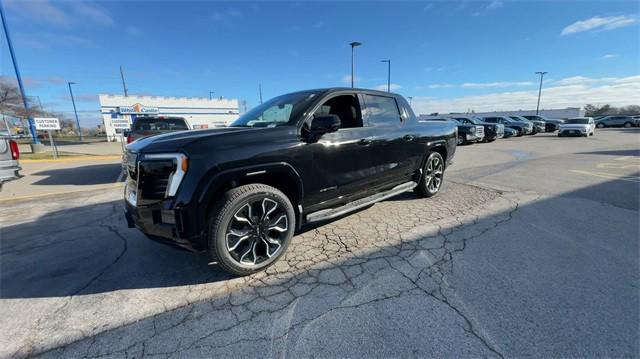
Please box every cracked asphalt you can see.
[1,129,638,358]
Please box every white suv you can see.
[558,117,595,137]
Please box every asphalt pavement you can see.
[0,128,638,358]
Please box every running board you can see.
[306,181,417,224]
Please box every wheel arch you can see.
[196,162,304,235]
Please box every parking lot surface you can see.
[1,129,638,358]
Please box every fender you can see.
[194,162,305,236]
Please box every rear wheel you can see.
[596,123,605,128]
[415,152,445,198]
[623,122,632,128]
[207,184,295,276]
[457,134,466,146]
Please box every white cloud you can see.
[211,8,242,22]
[375,83,402,91]
[555,76,616,85]
[462,81,533,88]
[5,0,69,25]
[561,15,637,36]
[342,75,361,85]
[412,75,640,114]
[602,54,619,59]
[487,0,503,9]
[75,2,113,26]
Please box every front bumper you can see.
[124,198,202,252]
[558,128,587,136]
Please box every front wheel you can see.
[596,123,605,128]
[208,184,295,276]
[415,151,445,198]
[457,134,466,146]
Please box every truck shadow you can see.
[31,163,124,186]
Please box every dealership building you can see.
[99,94,242,141]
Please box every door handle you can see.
[357,138,372,146]
[403,134,415,141]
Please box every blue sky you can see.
[1,0,639,126]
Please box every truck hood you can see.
[126,127,258,153]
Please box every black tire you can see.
[208,184,295,276]
[558,133,562,137]
[457,134,466,146]
[414,152,445,198]
[517,129,524,137]
[596,123,605,128]
[623,122,632,128]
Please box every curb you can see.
[20,155,122,163]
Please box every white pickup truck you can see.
[0,134,21,190]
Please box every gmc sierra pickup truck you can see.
[123,88,457,275]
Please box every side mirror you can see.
[310,114,340,135]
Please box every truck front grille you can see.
[138,160,175,201]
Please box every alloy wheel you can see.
[425,155,444,193]
[225,197,288,266]
[457,135,464,145]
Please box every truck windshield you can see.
[231,92,318,128]
[133,118,188,131]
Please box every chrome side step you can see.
[306,181,417,224]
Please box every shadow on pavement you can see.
[577,149,640,157]
[1,180,638,358]
[32,163,124,186]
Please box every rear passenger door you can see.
[363,94,414,190]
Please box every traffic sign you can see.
[33,117,61,130]
[111,119,131,129]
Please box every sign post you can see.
[34,118,61,158]
[111,118,131,152]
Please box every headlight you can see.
[141,153,189,197]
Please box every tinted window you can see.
[133,118,188,131]
[364,95,401,126]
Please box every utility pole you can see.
[535,71,547,115]
[68,82,83,141]
[209,91,215,100]
[381,59,391,92]
[120,65,129,97]
[259,84,263,104]
[0,1,39,144]
[349,42,362,88]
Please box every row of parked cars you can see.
[422,114,639,145]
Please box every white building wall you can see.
[99,94,241,141]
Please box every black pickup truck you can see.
[123,88,457,275]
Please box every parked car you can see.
[420,117,484,145]
[558,117,595,137]
[510,115,543,134]
[633,115,640,127]
[450,116,504,142]
[0,134,21,191]
[123,88,457,275]
[595,115,637,128]
[481,116,532,136]
[503,127,518,138]
[125,116,190,144]
[522,115,563,132]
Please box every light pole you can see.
[349,42,362,88]
[0,1,39,144]
[209,91,215,100]
[381,59,391,92]
[535,71,547,116]
[68,82,83,141]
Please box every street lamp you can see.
[68,82,83,141]
[349,41,362,88]
[535,71,547,116]
[381,59,391,92]
[209,91,215,100]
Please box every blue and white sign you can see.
[118,103,159,114]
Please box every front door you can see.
[302,93,374,212]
